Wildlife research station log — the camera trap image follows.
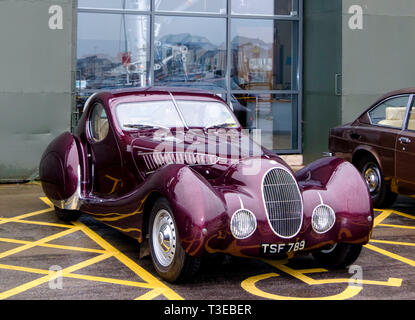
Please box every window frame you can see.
[88,102,110,143]
[367,94,411,131]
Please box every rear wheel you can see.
[356,155,397,208]
[312,243,362,269]
[148,198,200,283]
[54,207,81,222]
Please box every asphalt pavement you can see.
[1,183,415,300]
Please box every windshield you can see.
[116,99,239,130]
[176,100,239,129]
[116,100,184,130]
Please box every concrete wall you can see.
[341,0,415,123]
[303,0,415,164]
[303,0,343,163]
[0,0,76,181]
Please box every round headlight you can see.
[231,209,257,239]
[312,204,336,234]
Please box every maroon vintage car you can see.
[39,87,373,283]
[329,88,415,208]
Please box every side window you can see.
[368,95,409,129]
[89,103,109,142]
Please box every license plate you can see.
[262,240,306,254]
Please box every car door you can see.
[395,94,415,195]
[87,102,124,197]
[358,95,411,181]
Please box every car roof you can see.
[106,86,224,100]
[377,87,415,101]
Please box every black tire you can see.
[54,206,81,222]
[356,155,397,208]
[312,243,362,270]
[148,197,201,283]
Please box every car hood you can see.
[128,129,266,176]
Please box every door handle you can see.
[399,137,411,144]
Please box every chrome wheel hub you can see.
[363,164,381,194]
[152,209,176,267]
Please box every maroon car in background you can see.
[39,87,373,283]
[329,88,415,208]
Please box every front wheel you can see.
[148,198,200,283]
[356,156,397,208]
[312,243,362,269]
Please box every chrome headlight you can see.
[231,209,257,239]
[312,204,336,234]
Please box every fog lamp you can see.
[312,204,336,234]
[231,209,257,239]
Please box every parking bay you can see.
[1,184,415,300]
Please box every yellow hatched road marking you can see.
[0,263,156,289]
[373,209,393,227]
[73,221,184,300]
[0,253,112,300]
[0,208,54,225]
[134,287,165,300]
[365,243,415,267]
[0,217,75,229]
[266,261,402,287]
[390,210,415,220]
[370,239,415,247]
[0,197,183,300]
[241,273,364,300]
[0,227,82,260]
[0,237,106,254]
[377,223,415,230]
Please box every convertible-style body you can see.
[40,87,373,282]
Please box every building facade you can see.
[0,0,414,180]
[76,0,303,155]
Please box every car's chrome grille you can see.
[262,168,303,238]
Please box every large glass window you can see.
[231,19,294,91]
[78,0,150,11]
[155,0,227,14]
[233,94,299,150]
[154,16,227,90]
[77,13,150,108]
[231,0,296,16]
[76,1,302,153]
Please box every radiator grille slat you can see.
[262,168,303,238]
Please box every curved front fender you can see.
[296,157,373,246]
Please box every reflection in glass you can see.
[78,0,150,10]
[77,13,149,109]
[155,0,226,14]
[154,16,227,89]
[231,0,295,16]
[233,94,298,150]
[231,19,293,90]
[177,100,238,128]
[116,101,184,129]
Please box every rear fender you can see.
[39,132,82,210]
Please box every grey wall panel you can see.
[341,0,415,122]
[0,0,75,181]
[303,0,342,163]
